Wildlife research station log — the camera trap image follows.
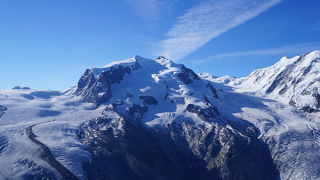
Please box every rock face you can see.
[79,108,278,180]
[75,57,142,107]
[185,104,220,122]
[139,96,158,105]
[0,105,7,118]
[75,56,279,179]
[233,50,320,112]
[177,65,200,84]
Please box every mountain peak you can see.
[156,56,176,68]
[103,56,144,68]
[75,55,204,108]
[233,50,320,112]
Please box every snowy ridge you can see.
[231,50,320,112]
[87,56,144,78]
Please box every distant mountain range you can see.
[0,51,319,180]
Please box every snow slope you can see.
[0,88,104,179]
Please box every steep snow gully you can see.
[0,51,319,180]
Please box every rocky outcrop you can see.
[0,105,7,118]
[139,96,158,105]
[206,83,219,99]
[177,65,200,84]
[75,61,142,107]
[12,86,31,90]
[186,104,220,122]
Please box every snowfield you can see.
[0,89,104,179]
[0,51,320,180]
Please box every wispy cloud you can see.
[195,41,320,63]
[125,0,173,21]
[158,0,283,60]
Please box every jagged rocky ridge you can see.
[232,50,320,112]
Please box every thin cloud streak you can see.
[195,41,320,63]
[159,0,283,60]
[125,0,172,21]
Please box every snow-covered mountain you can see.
[231,50,320,113]
[0,53,319,180]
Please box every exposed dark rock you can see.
[75,62,142,107]
[177,65,200,84]
[266,69,291,94]
[301,106,320,113]
[313,92,320,108]
[80,115,191,180]
[278,84,288,95]
[0,105,7,112]
[80,109,279,180]
[74,69,96,96]
[164,93,169,100]
[186,104,220,122]
[257,54,320,112]
[12,86,31,90]
[127,104,148,121]
[139,96,158,105]
[0,105,7,118]
[126,93,133,98]
[289,99,296,106]
[302,57,320,75]
[266,56,302,94]
[291,77,303,85]
[157,56,166,60]
[206,83,219,99]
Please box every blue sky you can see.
[0,0,319,90]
